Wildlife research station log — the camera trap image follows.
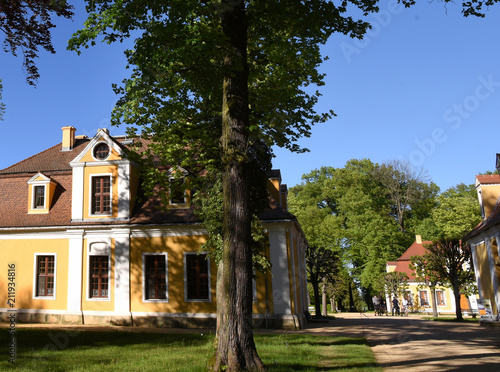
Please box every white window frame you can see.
[86,253,111,301]
[33,253,57,300]
[92,142,111,161]
[142,252,169,303]
[168,176,187,205]
[184,252,212,302]
[436,289,446,307]
[32,184,47,209]
[89,173,113,217]
[419,290,430,307]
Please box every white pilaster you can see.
[67,230,84,312]
[117,163,130,219]
[114,229,131,313]
[71,163,85,221]
[268,226,291,314]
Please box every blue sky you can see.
[2,1,500,192]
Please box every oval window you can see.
[94,143,110,160]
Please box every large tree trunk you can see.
[211,2,264,371]
[430,287,438,317]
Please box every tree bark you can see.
[322,279,327,316]
[211,2,264,371]
[453,283,464,321]
[311,277,321,316]
[430,287,438,317]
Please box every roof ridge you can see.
[0,142,63,173]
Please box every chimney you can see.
[416,235,422,244]
[61,126,76,151]
[280,184,288,211]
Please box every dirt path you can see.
[299,312,500,371]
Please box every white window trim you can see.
[168,176,187,205]
[436,289,447,307]
[33,253,57,300]
[184,252,212,303]
[142,252,169,303]
[91,141,111,161]
[31,184,47,210]
[419,289,430,307]
[86,253,111,302]
[89,173,113,217]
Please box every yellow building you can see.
[0,127,308,329]
[386,236,460,315]
[465,172,500,321]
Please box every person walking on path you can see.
[392,297,400,316]
[373,295,380,316]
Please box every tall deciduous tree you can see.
[1,0,73,85]
[69,1,378,370]
[424,239,475,321]
[373,160,437,233]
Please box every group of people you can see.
[372,295,412,316]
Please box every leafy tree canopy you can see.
[1,0,73,85]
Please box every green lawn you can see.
[1,328,381,371]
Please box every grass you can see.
[0,328,381,371]
[421,316,480,323]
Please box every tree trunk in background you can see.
[453,283,464,321]
[322,279,327,316]
[430,287,438,317]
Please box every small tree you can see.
[410,254,442,317]
[424,239,475,321]
[381,271,409,313]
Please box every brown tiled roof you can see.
[0,135,294,228]
[476,174,500,185]
[389,240,432,281]
[0,139,90,175]
[0,173,73,227]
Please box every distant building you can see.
[465,168,500,321]
[386,235,464,315]
[0,127,308,329]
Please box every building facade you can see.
[386,235,464,315]
[0,127,308,329]
[465,173,500,321]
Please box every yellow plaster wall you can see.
[480,184,500,218]
[267,179,280,204]
[0,239,69,311]
[81,239,115,312]
[79,138,122,163]
[129,234,219,314]
[83,165,119,219]
[475,243,497,313]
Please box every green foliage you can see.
[1,1,74,85]
[379,271,409,298]
[431,187,481,239]
[192,170,271,274]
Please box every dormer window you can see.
[33,185,45,209]
[93,142,110,160]
[169,177,186,205]
[28,173,57,214]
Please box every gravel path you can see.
[299,312,500,371]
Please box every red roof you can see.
[476,174,500,185]
[0,135,293,228]
[388,240,431,281]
